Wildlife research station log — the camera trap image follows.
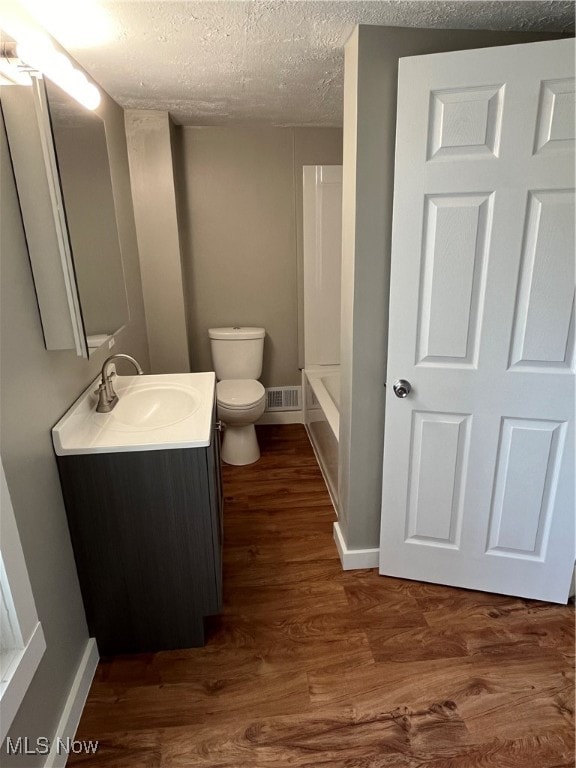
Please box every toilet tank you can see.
[208,327,265,380]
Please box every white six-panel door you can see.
[380,39,575,603]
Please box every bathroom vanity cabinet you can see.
[56,434,223,655]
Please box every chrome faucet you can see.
[96,354,144,413]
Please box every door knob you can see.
[393,379,411,398]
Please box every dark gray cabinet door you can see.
[57,444,222,654]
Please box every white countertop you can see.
[52,372,216,456]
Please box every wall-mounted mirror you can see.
[1,74,129,357]
[44,78,129,352]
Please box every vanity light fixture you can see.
[16,0,116,50]
[0,34,100,109]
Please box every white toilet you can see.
[208,327,266,466]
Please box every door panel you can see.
[418,193,493,365]
[406,411,470,547]
[534,77,575,153]
[428,84,505,160]
[509,190,575,369]
[486,417,567,558]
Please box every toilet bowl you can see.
[216,379,266,465]
[208,327,266,466]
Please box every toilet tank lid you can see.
[208,327,265,340]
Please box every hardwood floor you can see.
[70,424,575,767]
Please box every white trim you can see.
[257,410,303,425]
[570,563,576,598]
[31,76,87,357]
[303,366,340,440]
[0,555,21,653]
[1,467,38,641]
[333,522,379,570]
[0,622,46,744]
[305,423,339,515]
[0,460,47,743]
[44,638,99,768]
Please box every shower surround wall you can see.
[173,127,342,388]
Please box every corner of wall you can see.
[125,111,190,374]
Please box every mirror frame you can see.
[2,75,88,356]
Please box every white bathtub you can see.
[303,366,339,510]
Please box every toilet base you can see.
[221,423,261,465]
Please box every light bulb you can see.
[74,80,100,110]
[16,34,101,110]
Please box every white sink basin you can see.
[52,372,215,455]
[106,382,201,431]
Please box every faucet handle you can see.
[95,382,117,413]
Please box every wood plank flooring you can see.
[69,424,575,767]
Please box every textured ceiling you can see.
[52,1,575,126]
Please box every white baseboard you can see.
[44,638,99,768]
[258,410,304,425]
[333,522,379,570]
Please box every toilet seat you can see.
[217,379,265,410]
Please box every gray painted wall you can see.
[338,25,565,551]
[125,110,190,374]
[0,85,149,763]
[174,126,342,387]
